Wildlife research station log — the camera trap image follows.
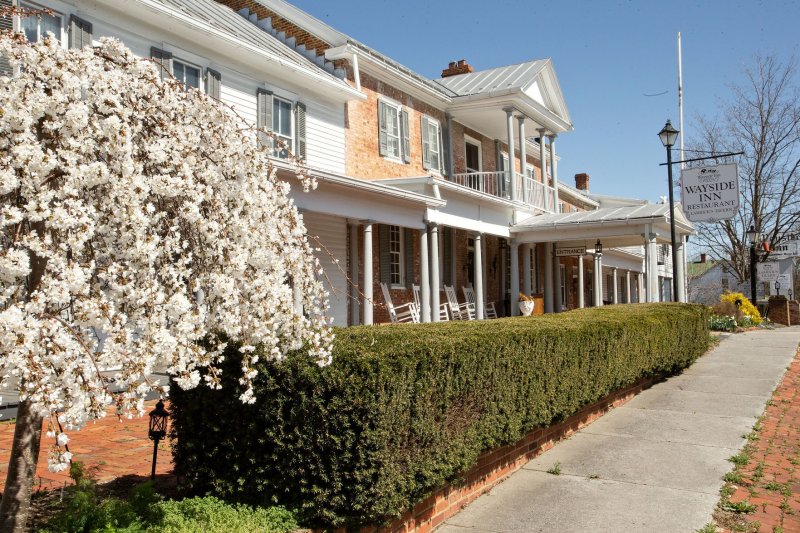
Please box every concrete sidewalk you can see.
[439,327,800,533]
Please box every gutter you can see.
[116,0,363,100]
[272,162,445,207]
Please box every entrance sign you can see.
[680,163,739,222]
[757,261,781,282]
[556,246,586,257]
[771,240,799,258]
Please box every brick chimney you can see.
[441,59,474,78]
[574,173,590,191]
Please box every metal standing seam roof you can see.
[150,0,349,86]
[515,203,693,229]
[434,60,548,96]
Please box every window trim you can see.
[19,2,65,45]
[464,135,483,173]
[272,94,294,158]
[378,97,403,162]
[421,114,443,175]
[172,57,203,91]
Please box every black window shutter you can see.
[421,116,431,170]
[379,225,391,284]
[378,101,387,157]
[0,0,12,77]
[68,15,92,49]
[443,227,453,286]
[151,47,173,78]
[295,102,307,161]
[404,228,414,288]
[400,109,410,163]
[205,68,221,99]
[256,88,273,149]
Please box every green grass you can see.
[546,462,562,475]
[721,500,757,514]
[728,452,750,467]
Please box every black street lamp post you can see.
[658,120,680,303]
[747,225,760,304]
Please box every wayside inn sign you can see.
[680,163,739,222]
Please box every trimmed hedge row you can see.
[170,303,708,527]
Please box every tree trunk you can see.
[0,400,44,533]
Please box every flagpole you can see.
[677,31,688,302]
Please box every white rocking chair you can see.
[462,286,498,319]
[444,285,471,320]
[414,284,450,321]
[380,282,419,323]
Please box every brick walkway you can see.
[724,353,800,532]
[0,400,172,493]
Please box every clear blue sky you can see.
[290,0,799,203]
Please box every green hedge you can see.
[170,303,708,527]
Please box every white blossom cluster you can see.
[0,34,333,470]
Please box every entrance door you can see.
[465,142,481,190]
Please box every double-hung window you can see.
[421,116,443,173]
[256,89,306,160]
[272,97,293,159]
[378,100,410,162]
[21,4,63,44]
[173,59,201,90]
[389,225,403,287]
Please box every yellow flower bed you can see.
[720,291,762,324]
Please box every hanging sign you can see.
[771,241,799,258]
[556,246,586,256]
[680,163,739,222]
[757,261,781,282]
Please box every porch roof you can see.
[512,203,694,248]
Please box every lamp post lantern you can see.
[594,239,603,255]
[658,120,680,302]
[746,225,760,304]
[148,399,170,481]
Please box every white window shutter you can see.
[378,101,388,157]
[421,116,430,170]
[400,109,410,163]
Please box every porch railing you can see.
[450,171,556,213]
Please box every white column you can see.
[548,134,559,212]
[638,272,645,303]
[504,108,517,202]
[538,128,548,211]
[625,270,632,304]
[645,227,658,302]
[594,253,604,307]
[430,224,440,321]
[517,116,527,203]
[543,242,554,313]
[349,223,360,325]
[522,243,532,296]
[420,228,431,322]
[553,254,562,312]
[612,267,619,304]
[510,242,520,316]
[474,233,485,319]
[578,254,585,308]
[363,222,373,324]
[675,236,687,303]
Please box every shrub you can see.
[39,463,298,532]
[170,304,708,528]
[719,292,761,324]
[709,314,737,332]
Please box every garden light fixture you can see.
[148,399,170,480]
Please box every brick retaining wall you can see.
[329,375,658,533]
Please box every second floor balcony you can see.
[449,170,557,212]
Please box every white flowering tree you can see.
[0,30,332,532]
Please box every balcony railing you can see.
[450,171,556,213]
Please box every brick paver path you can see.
[725,354,800,532]
[0,400,172,493]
